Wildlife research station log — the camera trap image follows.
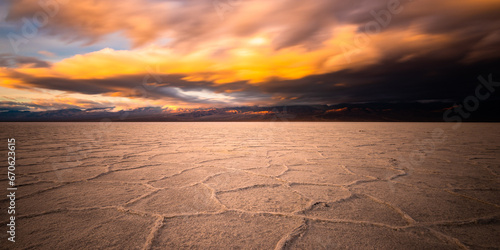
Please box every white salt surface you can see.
[0,122,499,249]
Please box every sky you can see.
[1,0,499,112]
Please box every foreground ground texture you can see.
[0,122,499,249]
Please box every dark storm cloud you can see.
[2,0,500,108]
[3,52,500,107]
[258,57,500,105]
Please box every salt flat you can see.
[0,122,499,249]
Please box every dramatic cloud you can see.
[1,0,500,111]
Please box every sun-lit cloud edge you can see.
[1,0,500,111]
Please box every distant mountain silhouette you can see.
[1,101,499,122]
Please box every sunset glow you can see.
[1,0,499,112]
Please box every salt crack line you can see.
[142,216,165,250]
[363,193,416,225]
[427,227,469,250]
